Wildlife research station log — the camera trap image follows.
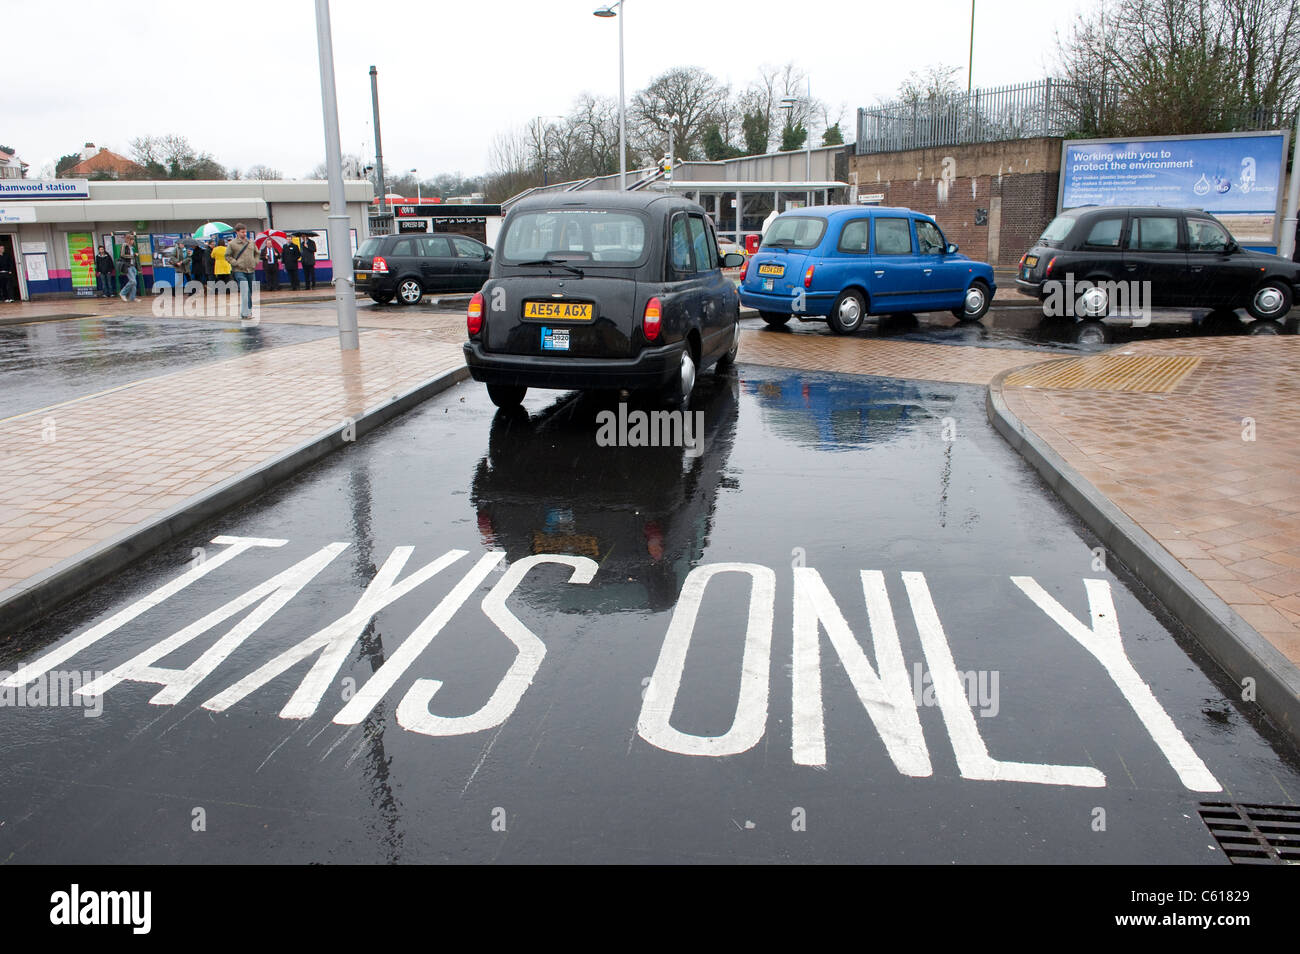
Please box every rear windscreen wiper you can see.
[515,258,586,277]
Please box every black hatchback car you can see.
[353,232,492,305]
[1016,206,1300,326]
[463,192,745,409]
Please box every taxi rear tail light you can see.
[372,256,389,274]
[739,258,748,281]
[643,296,662,342]
[1044,256,1057,278]
[804,265,815,288]
[467,292,484,336]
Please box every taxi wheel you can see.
[716,320,741,369]
[662,346,697,409]
[760,311,791,326]
[1246,281,1291,321]
[952,280,990,321]
[828,291,866,335]
[487,384,527,409]
[397,278,424,306]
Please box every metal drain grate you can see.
[1198,802,1300,864]
[1004,353,1202,393]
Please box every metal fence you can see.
[856,79,1119,154]
[857,79,1297,155]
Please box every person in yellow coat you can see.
[210,239,231,286]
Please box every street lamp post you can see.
[594,2,626,191]
[410,169,420,203]
[313,0,358,351]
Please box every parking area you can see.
[2,366,1296,863]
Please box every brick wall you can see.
[850,138,1064,266]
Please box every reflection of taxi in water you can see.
[470,375,739,613]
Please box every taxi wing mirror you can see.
[722,251,746,268]
[945,243,959,254]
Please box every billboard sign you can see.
[1059,131,1288,249]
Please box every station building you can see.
[0,178,374,300]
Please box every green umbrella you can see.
[193,221,234,239]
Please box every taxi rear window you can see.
[763,216,826,249]
[501,210,648,264]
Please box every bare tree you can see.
[243,164,283,180]
[632,66,730,161]
[1056,0,1300,135]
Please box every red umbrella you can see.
[254,229,289,251]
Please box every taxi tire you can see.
[828,291,866,335]
[716,319,741,369]
[760,311,791,326]
[660,345,697,410]
[1245,280,1292,321]
[952,280,991,322]
[487,384,527,409]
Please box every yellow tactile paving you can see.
[0,330,464,601]
[1004,352,1202,393]
[1002,336,1300,667]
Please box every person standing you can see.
[259,240,280,291]
[282,237,301,290]
[95,245,115,297]
[191,240,210,287]
[168,242,190,288]
[300,234,317,289]
[211,238,231,300]
[0,241,18,302]
[225,223,258,318]
[117,235,138,302]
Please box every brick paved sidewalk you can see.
[1000,336,1300,666]
[0,329,463,601]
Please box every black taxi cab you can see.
[463,192,745,409]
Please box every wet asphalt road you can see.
[2,365,1297,864]
[0,316,334,418]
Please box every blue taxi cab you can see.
[737,206,996,333]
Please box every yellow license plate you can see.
[1024,255,1038,267]
[524,301,594,320]
[757,263,784,276]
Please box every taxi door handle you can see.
[1125,264,1138,271]
[874,270,885,277]
[923,268,932,275]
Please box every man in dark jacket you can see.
[301,235,317,289]
[282,239,301,290]
[260,242,280,291]
[0,242,20,302]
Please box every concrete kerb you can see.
[0,364,470,639]
[986,363,1300,749]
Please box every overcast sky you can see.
[4,0,1092,180]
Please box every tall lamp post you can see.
[594,2,626,191]
[968,0,976,92]
[314,0,358,351]
[410,168,421,203]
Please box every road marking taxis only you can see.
[5,535,1221,792]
